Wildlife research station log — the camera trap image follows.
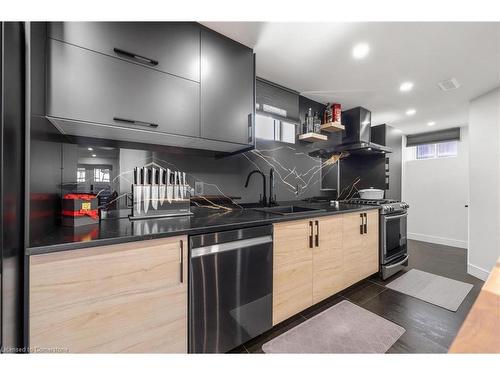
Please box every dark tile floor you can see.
[229,239,484,354]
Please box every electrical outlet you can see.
[195,181,204,196]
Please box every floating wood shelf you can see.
[320,122,345,133]
[298,132,328,142]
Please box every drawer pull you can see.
[364,213,368,234]
[315,220,319,247]
[360,213,364,235]
[180,240,184,284]
[113,117,159,128]
[309,221,314,248]
[113,47,159,66]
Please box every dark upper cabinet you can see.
[45,22,255,154]
[256,79,299,123]
[48,22,200,82]
[201,29,255,145]
[47,39,199,138]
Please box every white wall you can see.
[402,127,469,249]
[468,87,500,280]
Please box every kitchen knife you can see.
[151,167,158,210]
[173,171,179,200]
[166,168,172,203]
[179,171,184,199]
[159,168,165,205]
[143,167,150,214]
[178,171,183,199]
[134,167,141,215]
[182,172,187,199]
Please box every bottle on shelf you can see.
[323,102,333,124]
[332,103,342,123]
[313,112,321,133]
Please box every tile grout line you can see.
[358,287,388,306]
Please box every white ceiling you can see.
[202,22,500,134]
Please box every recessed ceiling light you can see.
[427,121,436,126]
[92,154,97,157]
[352,42,370,59]
[406,108,416,116]
[399,81,414,92]
[88,147,93,151]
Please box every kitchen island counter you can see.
[27,201,378,255]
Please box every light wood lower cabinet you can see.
[312,215,343,304]
[272,210,379,325]
[343,210,379,288]
[272,219,313,325]
[29,236,188,353]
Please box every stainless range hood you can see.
[310,106,392,157]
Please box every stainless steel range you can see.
[346,198,409,280]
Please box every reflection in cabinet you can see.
[47,39,199,138]
[272,219,313,325]
[201,29,255,145]
[312,216,343,304]
[48,22,200,82]
[29,236,188,353]
[342,211,379,288]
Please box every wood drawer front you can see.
[273,220,313,325]
[47,39,199,138]
[29,236,188,353]
[313,216,343,304]
[48,22,200,82]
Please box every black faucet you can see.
[245,170,267,206]
[269,168,277,206]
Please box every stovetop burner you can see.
[346,198,400,206]
[344,198,409,214]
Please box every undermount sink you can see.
[253,205,326,216]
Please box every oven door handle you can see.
[384,254,409,269]
[384,212,408,221]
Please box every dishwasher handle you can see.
[191,235,273,258]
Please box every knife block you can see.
[128,184,193,220]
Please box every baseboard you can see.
[407,232,468,249]
[467,263,490,281]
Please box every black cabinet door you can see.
[47,39,199,138]
[48,22,200,82]
[201,29,255,145]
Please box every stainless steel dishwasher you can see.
[189,225,273,353]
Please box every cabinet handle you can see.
[179,240,184,284]
[364,213,368,234]
[309,221,314,248]
[315,220,319,247]
[248,113,253,144]
[113,117,159,129]
[360,213,364,235]
[113,47,159,66]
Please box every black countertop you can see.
[27,201,379,255]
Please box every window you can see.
[436,141,458,157]
[255,114,297,144]
[94,168,110,182]
[77,167,86,183]
[408,141,458,161]
[416,144,436,159]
